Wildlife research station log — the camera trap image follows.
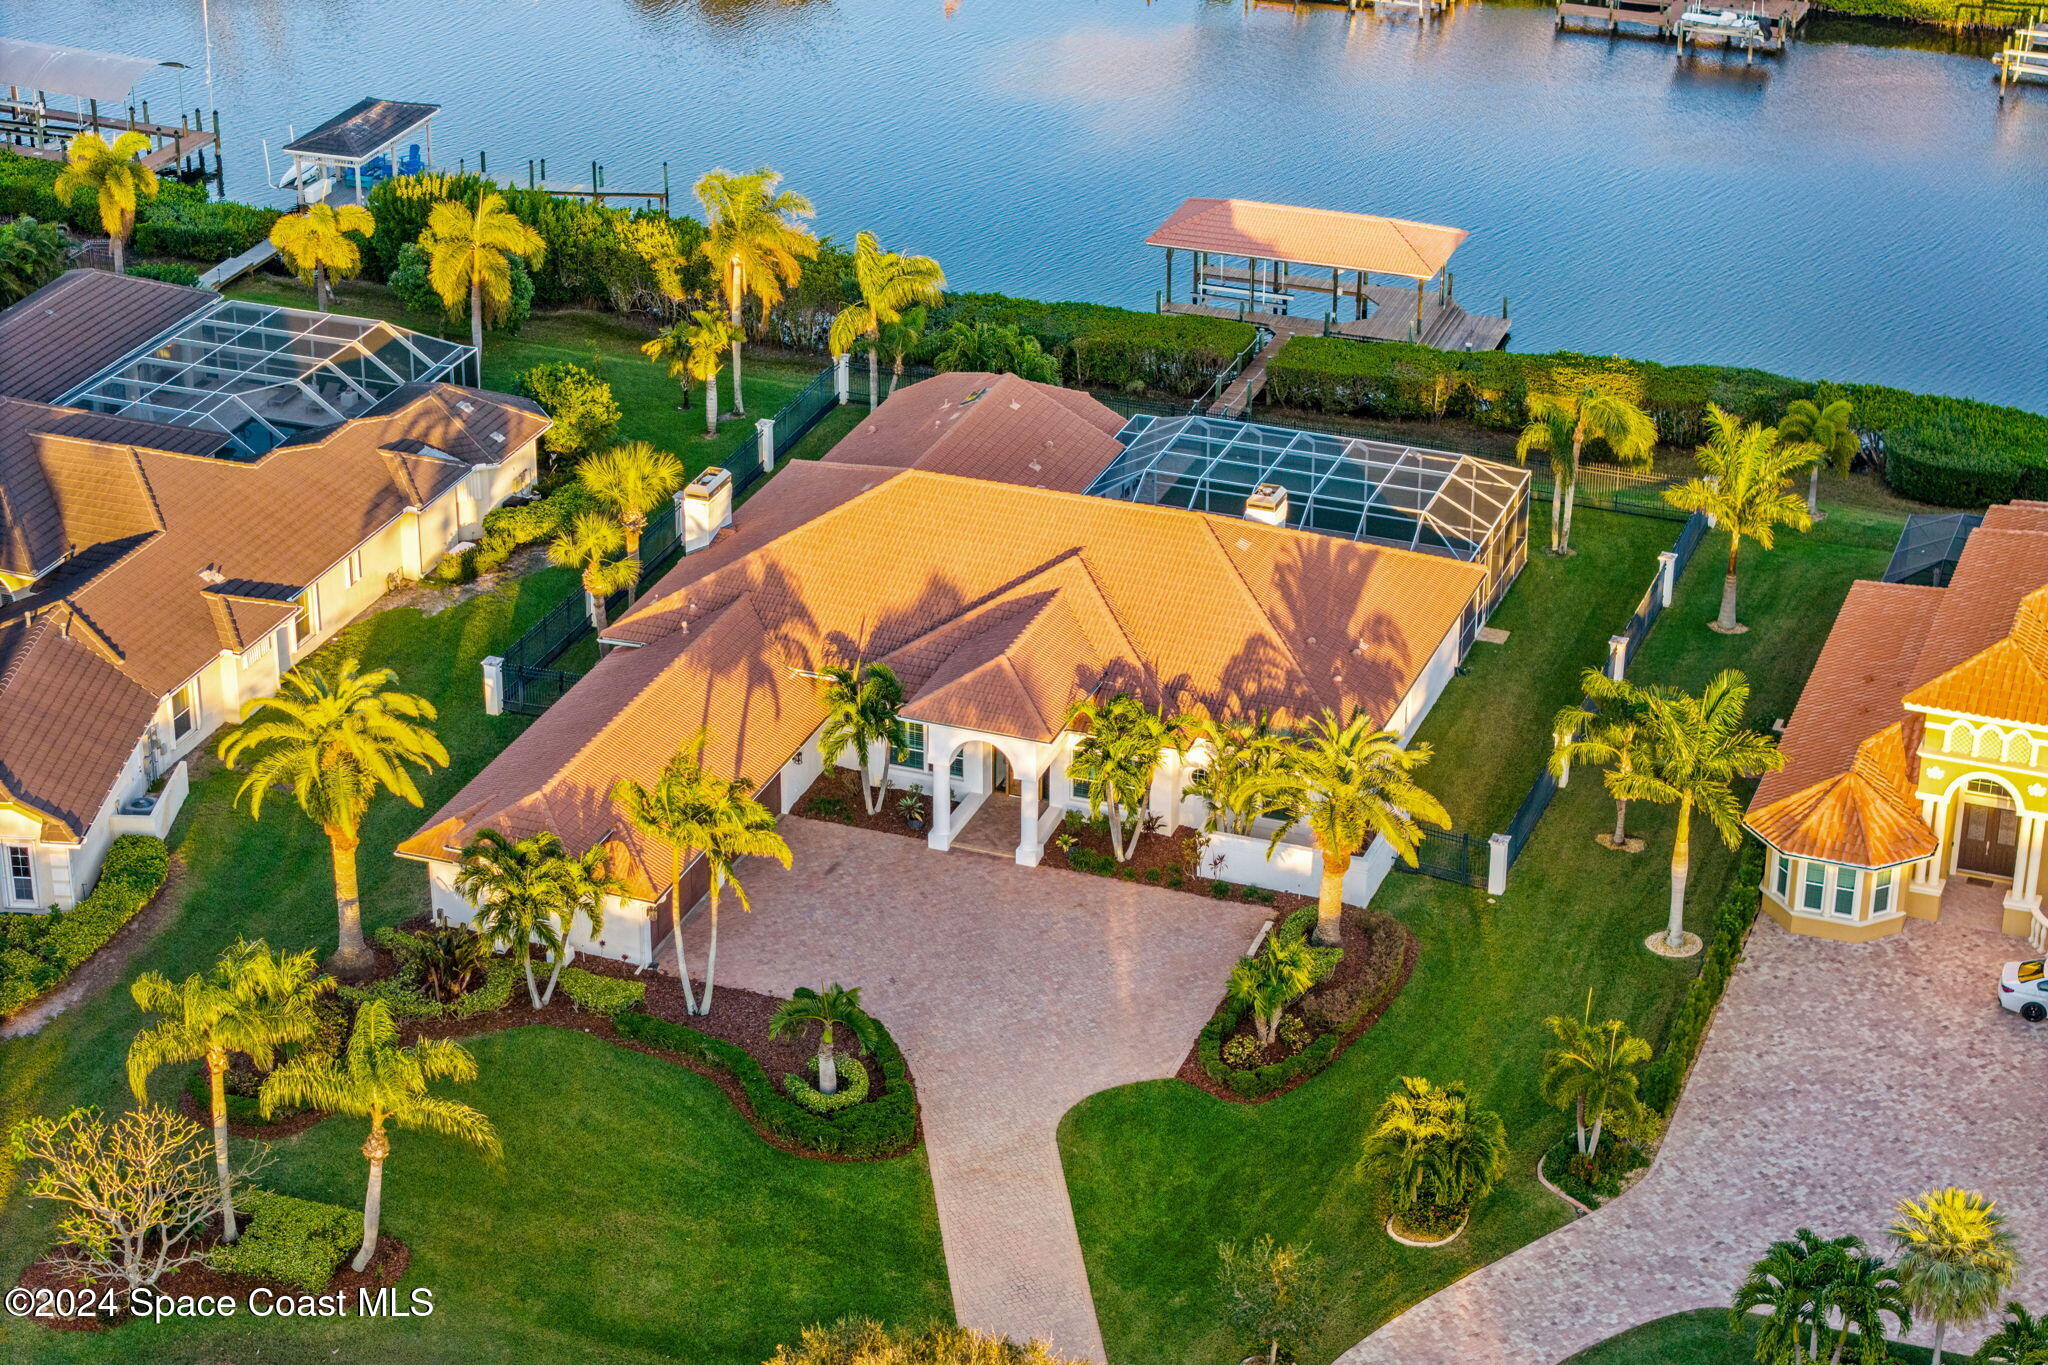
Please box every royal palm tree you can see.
[261,999,498,1273]
[53,130,158,274]
[1185,712,1289,837]
[1613,671,1782,952]
[1248,712,1450,948]
[694,167,818,416]
[1065,693,1186,864]
[127,940,332,1243]
[219,660,448,977]
[1780,397,1859,521]
[1732,1229,1862,1365]
[1514,385,1657,555]
[612,743,792,1016]
[268,202,375,311]
[454,829,618,1009]
[685,308,740,438]
[768,984,879,1095]
[1821,1249,1909,1365]
[548,512,639,631]
[829,231,946,410]
[1972,1301,2048,1365]
[1226,934,1318,1047]
[0,217,67,306]
[1539,1006,1650,1157]
[1889,1188,2021,1365]
[420,192,546,359]
[579,441,685,568]
[818,662,904,816]
[1664,405,1816,634]
[1552,670,1668,851]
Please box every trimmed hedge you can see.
[615,1008,918,1158]
[921,293,1257,398]
[127,261,202,287]
[0,151,276,262]
[1639,843,1766,1113]
[784,1055,871,1114]
[211,1191,359,1291]
[0,835,170,1017]
[558,966,645,1018]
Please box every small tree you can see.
[1216,1235,1332,1365]
[269,202,375,311]
[1973,1302,2048,1365]
[53,130,158,274]
[420,191,546,358]
[1513,379,1657,555]
[1065,693,1185,863]
[454,829,620,1008]
[1551,670,1667,851]
[1539,1004,1650,1158]
[517,361,621,465]
[768,984,879,1096]
[768,1321,1082,1365]
[640,318,696,413]
[579,441,685,569]
[1822,1248,1910,1365]
[1888,1188,2020,1365]
[1362,1076,1508,1233]
[931,320,1060,384]
[881,305,929,398]
[818,662,905,816]
[1663,404,1815,634]
[1732,1229,1863,1365]
[1226,934,1318,1048]
[1780,397,1859,521]
[685,307,741,438]
[548,511,639,630]
[829,231,946,410]
[1185,712,1288,837]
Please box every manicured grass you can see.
[1564,1308,1934,1364]
[1058,509,1896,1365]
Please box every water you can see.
[11,0,2048,409]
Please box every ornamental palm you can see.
[818,662,905,816]
[0,217,67,306]
[640,318,696,413]
[685,308,740,438]
[1552,670,1670,851]
[268,202,375,311]
[829,231,946,410]
[579,441,685,567]
[1612,671,1782,951]
[454,830,620,1009]
[1362,1076,1507,1219]
[1539,1007,1650,1157]
[1226,934,1318,1047]
[260,999,498,1273]
[695,167,818,416]
[881,305,929,399]
[612,743,792,1016]
[1065,693,1187,864]
[420,192,546,358]
[127,940,332,1243]
[1664,405,1816,634]
[53,130,158,273]
[1888,1188,2021,1365]
[1780,397,1860,521]
[1247,711,1449,948]
[1971,1301,2048,1365]
[219,660,448,977]
[1514,384,1657,555]
[547,512,639,631]
[1186,712,1290,837]
[768,984,879,1095]
[1821,1249,1909,1365]
[1732,1229,1862,1365]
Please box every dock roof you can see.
[0,39,175,104]
[1145,198,1468,281]
[282,98,439,162]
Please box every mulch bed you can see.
[790,769,931,843]
[1044,823,1318,916]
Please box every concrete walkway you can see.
[1340,882,2048,1365]
[676,819,1269,1362]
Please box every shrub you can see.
[1277,1013,1310,1053]
[1066,847,1116,876]
[920,293,1256,398]
[783,1055,871,1114]
[1221,1034,1261,1069]
[132,197,279,262]
[806,795,849,822]
[517,362,620,462]
[557,967,644,1018]
[0,835,169,1018]
[126,261,202,287]
[210,1191,358,1291]
[1639,843,1765,1112]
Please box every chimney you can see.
[1244,483,1289,527]
[681,467,734,553]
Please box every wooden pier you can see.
[1166,271,1509,350]
[1996,24,2048,85]
[1555,0,1809,48]
[0,100,216,172]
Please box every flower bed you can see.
[1539,1131,1650,1212]
[1046,815,1318,912]
[1386,1206,1468,1247]
[791,769,931,843]
[0,835,171,1019]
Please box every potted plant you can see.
[898,790,928,833]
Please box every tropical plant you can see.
[1185,712,1289,837]
[1065,693,1186,864]
[126,940,332,1242]
[640,317,697,413]
[219,660,449,977]
[420,191,546,357]
[454,829,620,1008]
[0,216,67,306]
[1731,1229,1865,1365]
[1551,670,1669,851]
[1888,1188,2021,1365]
[1780,397,1860,520]
[1226,933,1319,1047]
[768,984,879,1096]
[695,166,818,415]
[408,925,489,1003]
[1361,1076,1509,1227]
[1539,1002,1650,1158]
[685,307,740,437]
[268,202,375,311]
[829,231,946,410]
[578,441,685,567]
[1664,404,1816,633]
[53,130,158,273]
[547,511,639,630]
[767,1320,1083,1365]
[1822,1248,1910,1365]
[930,319,1061,384]
[1973,1301,2048,1365]
[1613,670,1782,951]
[1216,1234,1332,1365]
[1247,711,1449,948]
[517,361,620,463]
[1513,381,1657,554]
[881,305,928,398]
[261,999,499,1272]
[818,662,905,816]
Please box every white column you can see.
[834,353,851,405]
[1656,550,1679,608]
[756,417,776,474]
[1606,634,1629,681]
[481,655,505,716]
[1014,749,1044,867]
[2009,814,2045,911]
[1913,795,1948,894]
[928,738,961,853]
[1486,832,1511,896]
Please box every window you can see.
[169,682,196,740]
[340,549,365,590]
[1872,869,1897,918]
[1773,851,1791,900]
[1802,861,1826,913]
[889,721,926,769]
[293,587,317,644]
[5,846,33,906]
[1832,867,1860,919]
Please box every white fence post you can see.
[482,655,505,716]
[833,353,851,405]
[1657,550,1679,607]
[1607,633,1629,681]
[1553,735,1570,788]
[756,417,776,474]
[1487,832,1511,896]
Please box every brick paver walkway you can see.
[677,819,1270,1362]
[1340,883,2048,1365]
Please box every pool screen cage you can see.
[1883,512,1983,588]
[1090,413,1530,609]
[61,298,472,459]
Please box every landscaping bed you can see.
[0,836,173,1022]
[1045,815,1313,913]
[790,769,931,843]
[1538,1131,1651,1213]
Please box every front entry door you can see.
[992,750,1010,795]
[1958,799,2021,878]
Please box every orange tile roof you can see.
[1145,198,1468,280]
[822,371,1127,493]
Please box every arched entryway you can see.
[928,733,1052,865]
[1953,776,2021,880]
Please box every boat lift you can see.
[277,97,438,205]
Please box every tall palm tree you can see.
[261,999,498,1273]
[420,192,546,359]
[1514,386,1657,555]
[53,130,158,274]
[694,167,818,417]
[829,231,946,411]
[1821,1249,1909,1365]
[685,308,740,438]
[1732,1229,1862,1365]
[579,442,685,568]
[1780,397,1859,521]
[268,202,375,311]
[0,217,67,306]
[219,660,449,977]
[1551,670,1668,851]
[1065,693,1186,864]
[818,662,904,816]
[1539,1007,1650,1157]
[1248,712,1450,948]
[127,940,332,1243]
[1888,1188,2021,1365]
[1612,670,1782,952]
[1664,404,1816,634]
[453,829,618,1009]
[1226,934,1318,1047]
[1186,712,1289,837]
[768,984,879,1095]
[1972,1301,2048,1365]
[612,743,792,1016]
[547,512,639,631]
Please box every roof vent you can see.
[456,400,475,414]
[1245,483,1289,527]
[197,564,226,585]
[1234,537,1252,552]
[489,431,505,444]
[1028,460,1043,473]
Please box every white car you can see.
[1999,959,2048,1020]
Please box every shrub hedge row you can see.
[614,1008,918,1158]
[211,1191,360,1291]
[0,152,276,261]
[0,835,170,1017]
[557,967,645,1018]
[1638,843,1766,1113]
[920,293,1258,399]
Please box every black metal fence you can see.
[772,363,842,462]
[1393,829,1489,888]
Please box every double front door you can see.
[1958,797,2021,879]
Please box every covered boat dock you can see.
[281,97,439,204]
[0,38,218,176]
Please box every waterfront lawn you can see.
[1563,1309,1933,1364]
[1058,512,1895,1365]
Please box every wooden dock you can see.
[1996,24,2048,85]
[0,101,216,171]
[1555,0,1809,45]
[1168,274,1510,352]
[198,239,279,290]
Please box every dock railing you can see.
[1187,331,1268,415]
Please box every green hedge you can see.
[0,835,169,1017]
[784,1055,871,1114]
[1639,843,1766,1113]
[558,967,645,1018]
[921,293,1256,398]
[211,1191,359,1291]
[614,1009,918,1158]
[0,152,275,262]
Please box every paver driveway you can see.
[1340,884,2048,1365]
[677,818,1271,1362]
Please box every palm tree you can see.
[1888,1188,2021,1365]
[1664,404,1816,634]
[1779,397,1859,521]
[1514,386,1657,555]
[219,660,449,977]
[0,217,67,306]
[579,442,685,567]
[547,512,639,631]
[612,743,792,1016]
[268,202,375,312]
[261,999,498,1273]
[1248,712,1450,948]
[829,231,946,410]
[453,829,618,1009]
[127,940,332,1243]
[881,305,929,399]
[1539,1006,1650,1157]
[694,167,818,416]
[1226,934,1318,1047]
[685,308,740,438]
[53,130,158,274]
[768,984,878,1095]
[1972,1302,2048,1365]
[818,662,904,816]
[1552,670,1668,851]
[1362,1076,1508,1226]
[1612,671,1782,952]
[420,192,546,359]
[1185,712,1289,837]
[1821,1249,1909,1365]
[1733,1230,1861,1365]
[1065,693,1186,864]
[640,318,696,413]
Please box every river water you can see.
[11,0,2048,409]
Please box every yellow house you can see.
[1746,501,2048,944]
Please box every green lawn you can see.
[1058,505,1897,1365]
[1564,1309,1934,1364]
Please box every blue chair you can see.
[397,143,425,177]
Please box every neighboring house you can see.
[404,371,1528,968]
[0,270,547,912]
[1746,500,2048,944]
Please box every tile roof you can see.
[281,98,439,161]
[823,371,1128,492]
[0,610,159,841]
[1144,198,1468,280]
[0,270,214,404]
